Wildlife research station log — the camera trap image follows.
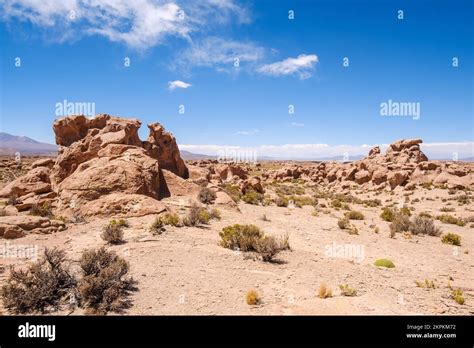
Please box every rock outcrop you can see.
[256,139,473,190]
[1,114,190,220]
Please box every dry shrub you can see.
[410,215,441,236]
[318,284,333,299]
[183,204,218,226]
[255,236,281,262]
[344,210,365,220]
[339,284,357,296]
[219,224,288,262]
[197,187,216,204]
[1,248,76,314]
[389,213,411,234]
[101,223,124,244]
[246,289,261,305]
[338,217,350,229]
[275,195,289,207]
[77,247,135,314]
[29,202,53,218]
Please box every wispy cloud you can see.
[235,129,260,136]
[0,0,250,50]
[175,36,265,73]
[257,54,319,79]
[290,122,305,127]
[168,80,192,90]
[179,142,474,160]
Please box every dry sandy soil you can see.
[1,160,473,315]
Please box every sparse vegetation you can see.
[109,219,129,227]
[246,289,261,305]
[1,248,76,314]
[29,202,53,218]
[77,247,135,314]
[345,210,365,220]
[415,279,436,289]
[101,222,124,244]
[374,259,395,268]
[222,183,242,202]
[437,214,466,227]
[241,190,263,205]
[339,284,357,296]
[219,224,264,251]
[219,224,289,262]
[318,284,333,299]
[410,215,441,236]
[197,187,216,204]
[389,213,411,234]
[451,289,465,305]
[441,233,461,246]
[362,199,382,207]
[275,195,289,207]
[338,217,350,229]
[182,204,219,227]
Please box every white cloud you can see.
[0,0,250,49]
[179,142,474,160]
[168,80,192,90]
[257,54,319,79]
[290,122,305,127]
[235,129,260,136]
[176,36,265,72]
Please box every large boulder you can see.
[57,145,162,209]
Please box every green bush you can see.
[380,207,396,222]
[160,213,181,227]
[452,289,465,305]
[441,233,461,246]
[219,224,264,251]
[241,190,263,205]
[222,184,242,202]
[109,219,129,227]
[437,214,466,227]
[374,259,395,268]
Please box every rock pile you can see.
[0,114,189,220]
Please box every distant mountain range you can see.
[0,132,57,155]
[1,132,472,162]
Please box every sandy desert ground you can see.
[0,115,473,315]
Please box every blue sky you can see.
[0,0,473,159]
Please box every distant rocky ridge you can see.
[188,139,474,192]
